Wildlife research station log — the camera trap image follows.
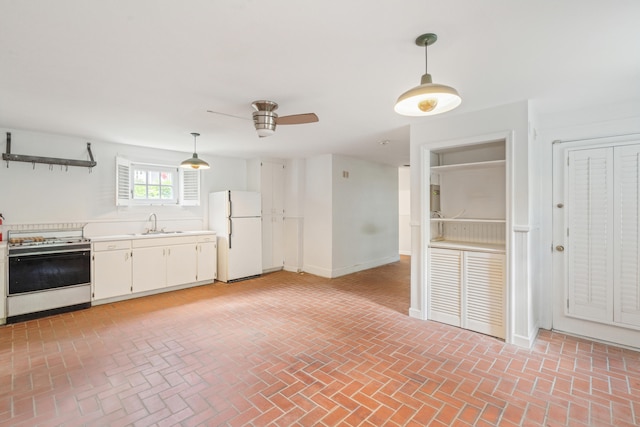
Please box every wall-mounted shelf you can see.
[3,132,97,169]
[430,218,505,223]
[430,159,505,173]
[429,239,505,254]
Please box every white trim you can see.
[513,225,530,233]
[552,132,640,145]
[419,130,519,344]
[511,330,539,348]
[409,308,424,319]
[329,255,400,278]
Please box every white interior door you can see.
[552,137,640,347]
[614,145,640,327]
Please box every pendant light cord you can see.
[424,43,429,73]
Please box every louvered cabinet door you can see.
[428,248,462,327]
[463,251,505,338]
[567,148,614,322]
[614,145,640,327]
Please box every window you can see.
[116,157,200,206]
[133,166,176,203]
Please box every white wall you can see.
[303,154,399,278]
[331,155,399,277]
[302,154,333,276]
[409,101,537,347]
[398,167,411,255]
[0,127,247,236]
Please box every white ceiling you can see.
[1,0,638,167]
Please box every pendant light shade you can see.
[180,132,210,170]
[394,33,461,117]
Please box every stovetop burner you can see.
[6,223,90,252]
[9,236,90,246]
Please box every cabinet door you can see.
[132,246,166,292]
[197,241,217,282]
[614,145,640,327]
[261,161,285,215]
[463,251,505,338]
[93,250,132,300]
[428,248,462,327]
[262,215,284,271]
[166,243,197,287]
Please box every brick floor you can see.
[1,256,639,426]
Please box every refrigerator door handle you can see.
[227,191,232,218]
[228,218,232,249]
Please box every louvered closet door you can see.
[428,248,462,327]
[567,148,614,322]
[614,145,640,327]
[463,252,505,338]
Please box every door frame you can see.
[420,131,513,343]
[551,134,640,348]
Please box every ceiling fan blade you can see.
[276,113,319,125]
[206,110,251,121]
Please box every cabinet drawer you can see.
[93,240,131,252]
[132,235,197,248]
[197,234,216,243]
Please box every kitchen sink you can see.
[129,231,185,236]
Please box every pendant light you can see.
[394,33,462,117]
[180,132,210,170]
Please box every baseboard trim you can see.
[409,308,424,320]
[511,329,539,348]
[329,255,400,278]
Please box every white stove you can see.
[5,223,92,323]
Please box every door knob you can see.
[556,245,565,252]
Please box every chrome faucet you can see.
[148,213,158,233]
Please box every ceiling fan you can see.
[207,100,319,138]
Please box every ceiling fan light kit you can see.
[394,33,462,117]
[208,100,318,138]
[180,132,210,170]
[252,100,278,138]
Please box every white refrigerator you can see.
[209,190,262,282]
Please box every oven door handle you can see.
[8,248,90,257]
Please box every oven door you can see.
[9,249,91,295]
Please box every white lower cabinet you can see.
[92,232,216,303]
[132,246,167,293]
[428,247,505,339]
[262,215,284,271]
[196,236,217,281]
[166,243,197,287]
[132,237,197,291]
[93,240,133,300]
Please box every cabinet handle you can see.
[555,245,565,252]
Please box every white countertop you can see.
[91,230,215,242]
